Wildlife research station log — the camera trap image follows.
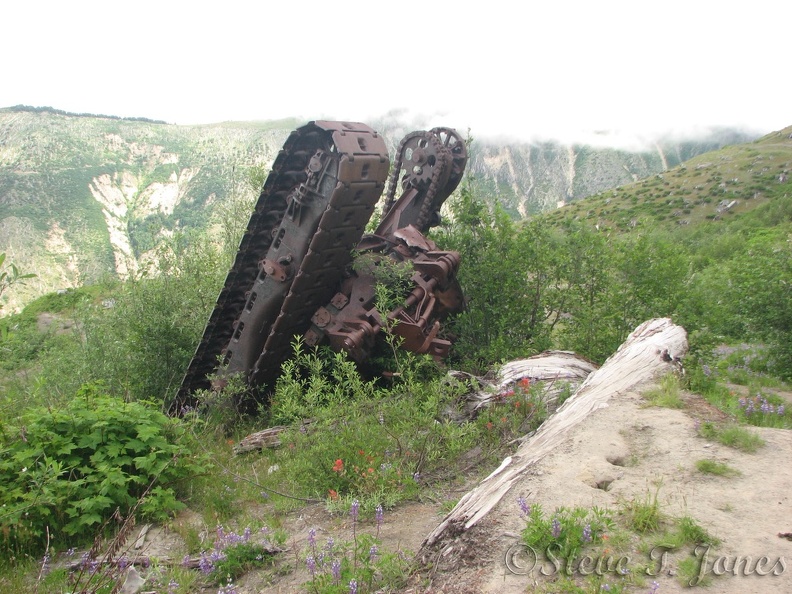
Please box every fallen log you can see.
[420,318,687,553]
[458,350,598,418]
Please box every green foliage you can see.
[302,525,412,594]
[267,342,462,506]
[520,503,613,565]
[30,232,224,405]
[0,383,207,555]
[643,373,685,409]
[695,459,741,477]
[209,540,276,585]
[621,483,664,534]
[695,421,765,453]
[0,252,36,311]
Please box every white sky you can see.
[2,0,789,145]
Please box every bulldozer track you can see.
[175,121,388,409]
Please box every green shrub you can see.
[0,383,207,555]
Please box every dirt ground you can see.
[130,381,791,594]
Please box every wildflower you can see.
[649,580,660,594]
[350,499,360,522]
[168,579,180,594]
[412,471,421,482]
[778,404,785,416]
[519,377,531,389]
[326,536,335,552]
[551,518,561,538]
[308,527,317,548]
[582,523,592,543]
[333,459,344,472]
[601,585,611,592]
[369,544,379,561]
[328,489,339,500]
[181,554,191,567]
[332,559,341,583]
[517,496,530,517]
[66,548,76,557]
[349,578,358,594]
[375,504,384,532]
[199,552,213,574]
[306,555,317,576]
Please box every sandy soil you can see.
[409,384,792,594]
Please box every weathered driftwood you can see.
[234,425,288,453]
[421,318,688,552]
[458,350,598,417]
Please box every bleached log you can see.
[421,318,687,551]
[234,425,288,453]
[460,351,598,416]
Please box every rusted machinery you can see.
[175,121,467,411]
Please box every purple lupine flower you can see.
[551,518,561,538]
[308,527,317,548]
[375,504,384,531]
[181,554,191,567]
[349,579,358,594]
[168,579,180,594]
[778,404,785,416]
[332,559,341,583]
[517,496,530,516]
[649,580,660,594]
[118,555,130,570]
[350,499,360,523]
[369,544,379,562]
[582,523,592,543]
[199,552,213,574]
[306,555,317,576]
[412,471,421,482]
[325,536,335,552]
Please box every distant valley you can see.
[0,105,757,312]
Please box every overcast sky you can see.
[2,0,789,146]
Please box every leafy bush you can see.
[0,383,207,555]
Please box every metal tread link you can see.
[174,121,388,409]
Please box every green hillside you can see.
[543,125,792,232]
